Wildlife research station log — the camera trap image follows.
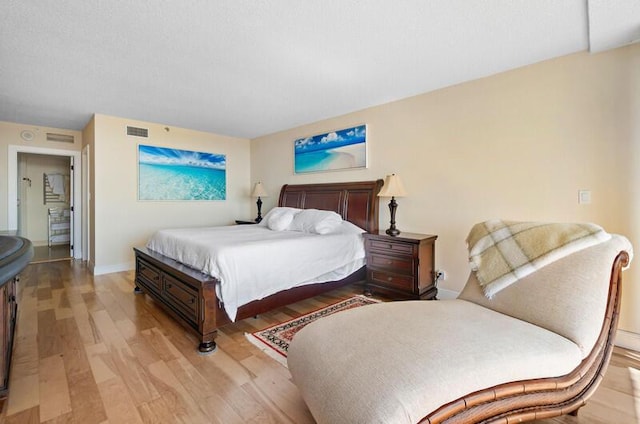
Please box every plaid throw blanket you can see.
[467,220,611,298]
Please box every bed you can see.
[133,180,383,353]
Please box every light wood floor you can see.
[30,245,71,264]
[1,261,638,423]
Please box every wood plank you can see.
[165,356,245,423]
[70,300,101,345]
[97,377,144,424]
[67,369,108,424]
[137,397,176,424]
[51,289,73,321]
[146,360,211,424]
[37,309,62,359]
[4,405,39,424]
[5,374,39,416]
[58,317,91,378]
[241,355,314,424]
[38,354,72,422]
[85,342,117,384]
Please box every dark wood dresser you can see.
[0,236,33,411]
[363,231,438,300]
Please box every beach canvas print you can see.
[294,124,367,173]
[138,144,226,201]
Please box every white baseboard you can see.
[615,329,640,352]
[437,288,459,300]
[92,261,135,276]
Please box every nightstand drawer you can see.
[369,270,414,292]
[369,253,414,274]
[367,239,414,255]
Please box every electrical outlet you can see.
[435,270,446,283]
[578,190,591,204]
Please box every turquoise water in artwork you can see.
[295,150,337,173]
[139,163,226,200]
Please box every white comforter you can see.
[146,225,365,321]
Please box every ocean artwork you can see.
[138,144,226,201]
[294,124,367,173]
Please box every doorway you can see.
[18,152,73,262]
[8,145,82,260]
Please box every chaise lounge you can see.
[288,221,633,423]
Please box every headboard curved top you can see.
[278,180,384,233]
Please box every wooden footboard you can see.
[134,247,220,352]
[133,179,382,353]
[134,246,366,353]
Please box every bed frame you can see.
[133,180,383,353]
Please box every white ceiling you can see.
[1,1,638,139]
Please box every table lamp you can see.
[378,174,407,236]
[251,182,268,223]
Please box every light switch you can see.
[578,190,591,204]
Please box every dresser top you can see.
[364,231,437,243]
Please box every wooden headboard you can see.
[278,180,384,233]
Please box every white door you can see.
[17,154,27,236]
[68,156,74,258]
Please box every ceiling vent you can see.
[46,133,74,143]
[127,126,149,138]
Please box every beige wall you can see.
[0,121,82,231]
[623,43,640,337]
[82,116,96,268]
[252,44,640,334]
[90,114,251,274]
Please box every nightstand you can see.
[235,220,257,225]
[363,231,438,300]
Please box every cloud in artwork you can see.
[139,145,226,170]
[294,125,366,153]
[320,132,340,144]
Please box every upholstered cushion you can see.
[458,234,631,358]
[288,300,582,424]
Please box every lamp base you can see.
[255,197,263,223]
[385,227,400,236]
[385,197,401,237]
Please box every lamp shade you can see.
[251,182,268,197]
[378,174,407,197]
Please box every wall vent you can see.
[46,133,74,143]
[126,126,149,138]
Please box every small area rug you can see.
[246,294,380,367]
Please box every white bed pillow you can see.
[263,207,301,231]
[326,220,366,235]
[289,209,343,234]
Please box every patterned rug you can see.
[246,294,380,367]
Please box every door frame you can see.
[8,145,82,260]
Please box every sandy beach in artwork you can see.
[325,143,366,169]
